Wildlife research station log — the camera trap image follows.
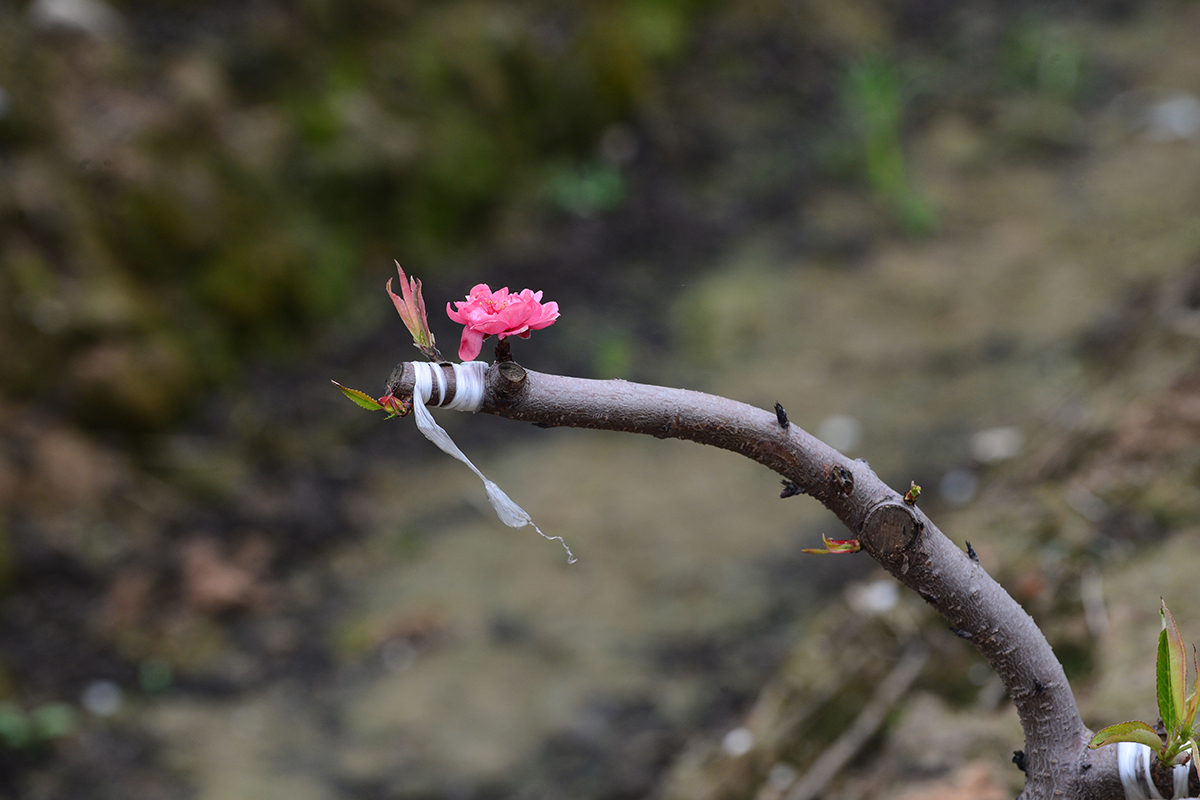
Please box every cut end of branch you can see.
[860,503,921,560]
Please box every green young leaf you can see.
[1089,720,1165,754]
[1159,601,1188,733]
[801,535,862,555]
[1188,646,1200,727]
[332,381,386,411]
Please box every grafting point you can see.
[385,363,407,397]
[408,362,573,563]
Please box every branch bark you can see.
[384,361,1151,800]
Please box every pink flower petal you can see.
[446,283,559,360]
[458,328,486,362]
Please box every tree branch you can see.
[384,360,1147,800]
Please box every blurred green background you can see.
[0,0,718,432]
[3,0,1200,798]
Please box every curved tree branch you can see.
[383,360,1161,800]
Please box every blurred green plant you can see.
[0,702,77,750]
[1089,601,1200,781]
[138,658,174,695]
[1001,16,1084,99]
[591,327,635,378]
[827,55,936,236]
[546,161,626,217]
[0,0,710,432]
[990,16,1087,156]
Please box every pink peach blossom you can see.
[446,284,559,361]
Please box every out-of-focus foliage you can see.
[816,55,936,235]
[991,15,1089,154]
[0,701,76,749]
[0,0,711,432]
[1001,15,1085,99]
[843,56,936,234]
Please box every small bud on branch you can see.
[386,262,441,361]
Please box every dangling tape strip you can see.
[410,361,575,563]
[1116,742,1190,800]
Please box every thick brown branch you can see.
[385,361,1132,800]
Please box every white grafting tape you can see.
[409,361,575,563]
[1116,742,1192,800]
[430,359,447,406]
[444,361,487,412]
